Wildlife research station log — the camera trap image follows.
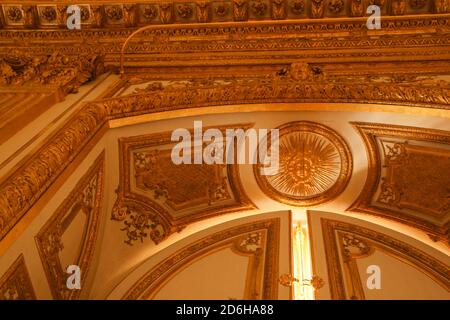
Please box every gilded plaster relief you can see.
[35,152,104,299]
[254,121,352,206]
[112,125,255,245]
[349,123,450,243]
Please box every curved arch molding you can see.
[321,218,450,299]
[122,218,280,300]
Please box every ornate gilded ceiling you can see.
[0,0,449,301]
[112,126,255,245]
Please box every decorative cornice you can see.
[0,15,449,64]
[0,1,447,31]
[0,103,106,240]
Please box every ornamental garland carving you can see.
[0,51,105,94]
[0,102,106,241]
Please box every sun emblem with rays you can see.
[267,132,341,198]
[254,121,352,207]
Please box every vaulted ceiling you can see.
[0,0,449,300]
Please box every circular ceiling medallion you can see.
[254,121,352,206]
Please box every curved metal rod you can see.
[119,20,306,78]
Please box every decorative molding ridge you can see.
[0,103,106,241]
[0,1,448,31]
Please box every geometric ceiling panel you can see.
[35,152,105,300]
[112,124,256,246]
[349,123,450,243]
[0,254,36,300]
[254,121,352,206]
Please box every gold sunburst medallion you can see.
[254,121,352,206]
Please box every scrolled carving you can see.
[311,0,325,18]
[112,201,172,245]
[0,51,105,93]
[350,0,364,16]
[215,3,230,17]
[196,2,209,22]
[433,0,449,13]
[341,233,373,260]
[160,3,174,23]
[233,0,249,21]
[123,4,136,27]
[0,255,36,300]
[105,5,123,21]
[142,5,157,21]
[22,6,36,28]
[271,0,286,19]
[91,5,104,27]
[409,0,427,9]
[176,3,194,19]
[391,0,407,15]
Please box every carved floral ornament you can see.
[0,61,450,243]
[0,51,105,94]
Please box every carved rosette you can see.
[255,121,352,206]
